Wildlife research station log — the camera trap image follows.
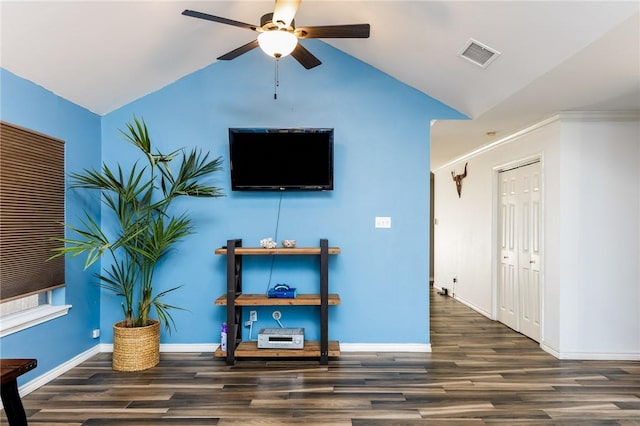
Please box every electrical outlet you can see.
[272,310,281,320]
[92,329,100,339]
[249,310,257,322]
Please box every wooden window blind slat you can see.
[0,121,66,302]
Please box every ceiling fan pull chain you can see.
[274,58,280,100]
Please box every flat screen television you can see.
[229,128,334,191]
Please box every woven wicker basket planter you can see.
[112,319,160,371]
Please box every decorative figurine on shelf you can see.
[260,238,277,249]
[281,239,296,248]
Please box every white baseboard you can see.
[532,333,639,361]
[555,350,640,361]
[432,286,493,319]
[540,342,561,358]
[340,343,431,352]
[452,294,493,319]
[100,342,431,353]
[159,343,218,352]
[12,344,101,404]
[99,343,218,353]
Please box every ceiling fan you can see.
[182,0,370,70]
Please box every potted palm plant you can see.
[52,117,224,371]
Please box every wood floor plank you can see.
[7,286,640,425]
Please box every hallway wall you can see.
[433,112,640,360]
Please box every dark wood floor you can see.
[10,287,640,425]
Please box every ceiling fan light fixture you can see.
[258,30,298,58]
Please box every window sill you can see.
[0,304,72,338]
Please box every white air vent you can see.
[458,38,500,68]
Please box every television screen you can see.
[229,128,334,191]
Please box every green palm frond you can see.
[120,116,151,154]
[160,148,224,199]
[50,214,111,269]
[147,286,185,332]
[53,116,225,332]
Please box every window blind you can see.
[0,121,65,302]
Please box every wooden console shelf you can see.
[215,294,341,306]
[215,238,340,365]
[215,247,341,255]
[214,341,341,358]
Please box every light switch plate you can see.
[375,216,391,228]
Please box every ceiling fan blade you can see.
[291,43,322,69]
[295,24,370,39]
[272,0,300,28]
[217,40,260,61]
[182,9,258,31]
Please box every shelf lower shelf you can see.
[215,294,341,306]
[214,340,340,358]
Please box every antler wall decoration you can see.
[451,162,468,198]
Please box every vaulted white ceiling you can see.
[1,1,638,169]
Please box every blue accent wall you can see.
[0,68,102,383]
[1,39,464,382]
[101,41,464,345]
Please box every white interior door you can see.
[498,169,518,330]
[518,163,541,341]
[497,161,541,342]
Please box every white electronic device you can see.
[258,328,304,349]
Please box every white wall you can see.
[558,117,639,358]
[433,112,640,360]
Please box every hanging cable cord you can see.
[265,191,284,295]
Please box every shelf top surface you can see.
[215,247,340,255]
[215,294,341,306]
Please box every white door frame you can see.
[491,154,545,343]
